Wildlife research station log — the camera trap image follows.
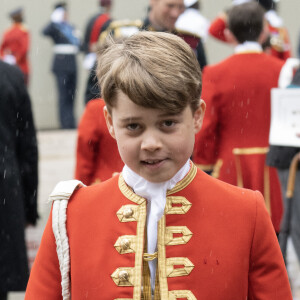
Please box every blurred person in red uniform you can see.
[193,2,285,233]
[74,98,123,185]
[0,8,30,84]
[209,0,291,61]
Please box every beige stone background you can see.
[0,0,300,129]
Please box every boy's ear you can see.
[193,99,206,134]
[258,18,270,45]
[103,106,116,139]
[224,28,238,45]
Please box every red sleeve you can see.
[74,99,103,185]
[193,66,220,168]
[248,192,292,299]
[16,30,29,63]
[25,208,62,299]
[209,15,228,42]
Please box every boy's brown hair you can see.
[228,2,265,44]
[97,31,202,114]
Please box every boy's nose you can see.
[140,133,162,152]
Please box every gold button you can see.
[118,270,129,281]
[123,207,133,218]
[120,238,130,250]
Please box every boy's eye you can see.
[162,120,175,127]
[127,123,140,131]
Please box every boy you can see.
[25,32,291,299]
[193,1,285,234]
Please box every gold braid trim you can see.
[117,176,147,299]
[211,159,223,179]
[143,252,158,261]
[119,175,146,205]
[232,147,271,215]
[166,257,194,277]
[194,163,214,172]
[232,147,269,155]
[167,163,197,195]
[157,215,168,299]
[169,290,197,299]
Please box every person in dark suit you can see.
[0,61,38,300]
[42,2,80,129]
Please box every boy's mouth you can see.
[141,159,167,168]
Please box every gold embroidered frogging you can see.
[111,176,147,299]
[114,163,198,299]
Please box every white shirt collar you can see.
[234,41,262,54]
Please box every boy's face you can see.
[104,91,205,183]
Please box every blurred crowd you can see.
[0,0,300,299]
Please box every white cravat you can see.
[122,159,191,291]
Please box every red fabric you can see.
[0,24,29,76]
[177,32,200,49]
[89,13,110,47]
[208,16,227,42]
[193,53,284,232]
[74,99,123,185]
[25,169,292,299]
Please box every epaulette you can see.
[99,19,143,43]
[49,180,85,300]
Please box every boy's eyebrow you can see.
[119,112,183,123]
[119,117,143,123]
[157,111,183,118]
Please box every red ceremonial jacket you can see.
[0,23,29,76]
[75,99,123,185]
[25,164,292,299]
[209,16,291,61]
[193,51,284,232]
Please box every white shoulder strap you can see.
[49,180,85,300]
